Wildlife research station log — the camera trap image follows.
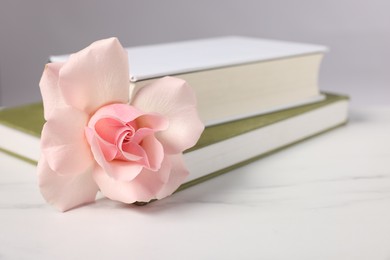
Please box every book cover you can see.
[0,93,349,189]
[51,36,327,82]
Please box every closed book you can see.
[0,93,349,190]
[51,36,327,126]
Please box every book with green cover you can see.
[0,93,349,189]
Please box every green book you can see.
[0,93,349,189]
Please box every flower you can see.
[38,38,204,211]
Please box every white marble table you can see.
[1,107,390,260]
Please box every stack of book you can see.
[0,36,349,190]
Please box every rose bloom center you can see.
[87,104,167,172]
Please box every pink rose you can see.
[38,38,204,211]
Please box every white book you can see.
[51,36,327,81]
[50,36,328,126]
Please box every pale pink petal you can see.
[94,117,127,144]
[87,131,143,181]
[39,62,67,120]
[93,156,172,203]
[86,128,114,167]
[59,38,129,114]
[41,107,94,176]
[136,113,169,132]
[105,161,144,182]
[131,77,204,154]
[88,104,144,128]
[156,154,189,199]
[38,154,99,212]
[130,128,154,144]
[139,135,164,171]
[120,141,147,162]
[95,135,119,161]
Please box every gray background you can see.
[0,0,389,107]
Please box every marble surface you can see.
[1,106,390,260]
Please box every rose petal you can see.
[131,76,204,154]
[120,140,147,162]
[41,107,94,176]
[130,128,154,144]
[39,62,67,120]
[139,135,164,171]
[87,131,143,181]
[156,154,189,199]
[94,117,127,144]
[38,154,99,212]
[95,134,120,161]
[88,104,144,128]
[102,161,144,182]
[136,113,169,132]
[93,156,173,203]
[59,38,129,114]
